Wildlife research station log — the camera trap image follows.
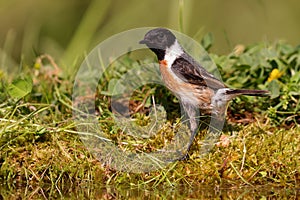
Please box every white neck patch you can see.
[164,40,184,67]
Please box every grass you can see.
[0,41,299,198]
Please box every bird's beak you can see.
[139,39,147,44]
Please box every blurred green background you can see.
[1,0,300,74]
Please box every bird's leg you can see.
[173,100,227,160]
[199,99,227,156]
[198,114,225,156]
[176,101,200,160]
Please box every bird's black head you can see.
[140,28,176,50]
[139,28,176,60]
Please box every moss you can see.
[0,45,299,197]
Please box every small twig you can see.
[247,166,262,182]
[148,95,158,134]
[133,89,152,113]
[230,162,253,186]
[52,134,73,161]
[240,138,246,171]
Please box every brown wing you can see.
[171,56,226,90]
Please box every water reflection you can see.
[0,184,298,199]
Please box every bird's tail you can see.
[225,89,270,96]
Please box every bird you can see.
[139,28,269,160]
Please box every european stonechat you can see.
[140,28,269,159]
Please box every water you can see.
[1,185,298,199]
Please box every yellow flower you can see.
[34,62,41,70]
[268,68,283,82]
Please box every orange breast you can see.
[159,60,185,93]
[159,60,214,110]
